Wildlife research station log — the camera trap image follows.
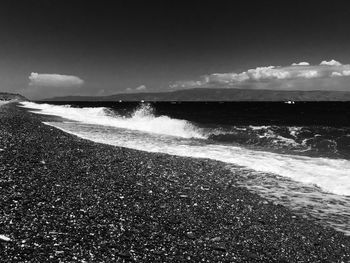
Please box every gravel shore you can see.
[1,103,350,262]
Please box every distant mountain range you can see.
[0,92,28,101]
[42,88,350,101]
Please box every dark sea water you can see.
[21,101,350,235]
[38,101,350,159]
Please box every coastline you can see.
[1,103,350,262]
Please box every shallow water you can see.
[229,166,350,235]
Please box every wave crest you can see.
[20,102,205,139]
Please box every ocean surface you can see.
[20,101,350,235]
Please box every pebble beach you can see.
[1,102,350,262]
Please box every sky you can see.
[1,0,350,99]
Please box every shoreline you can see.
[1,102,350,262]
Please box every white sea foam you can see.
[20,102,350,196]
[20,102,205,139]
[288,126,302,137]
[0,100,10,106]
[47,121,350,196]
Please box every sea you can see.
[20,101,350,235]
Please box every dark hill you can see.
[43,88,350,101]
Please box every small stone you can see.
[0,234,11,242]
[210,243,226,252]
[210,237,221,242]
[186,231,195,239]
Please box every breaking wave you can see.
[208,125,350,159]
[20,102,205,139]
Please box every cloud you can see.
[320,60,342,66]
[297,70,319,79]
[135,85,147,91]
[22,72,84,99]
[170,80,203,89]
[331,70,350,77]
[292,62,310,66]
[29,73,84,87]
[248,66,291,80]
[170,59,350,91]
[342,70,350,76]
[331,72,343,77]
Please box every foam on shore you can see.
[0,100,10,106]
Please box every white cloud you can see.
[247,66,291,80]
[320,60,342,66]
[297,70,319,79]
[170,59,350,91]
[331,70,350,77]
[22,72,84,99]
[205,67,292,84]
[29,73,84,87]
[209,73,249,83]
[331,72,343,77]
[292,62,310,66]
[170,80,203,89]
[342,70,350,76]
[135,85,147,91]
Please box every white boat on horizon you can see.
[285,100,295,104]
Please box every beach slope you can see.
[1,103,350,262]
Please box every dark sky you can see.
[1,0,350,99]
